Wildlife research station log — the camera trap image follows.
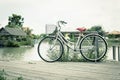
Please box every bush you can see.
[4,40,20,47]
[20,38,33,46]
[59,47,87,62]
[0,69,7,80]
[17,76,24,80]
[59,46,106,62]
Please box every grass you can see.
[59,47,87,62]
[0,69,24,80]
[59,45,107,62]
[0,69,6,80]
[17,76,24,80]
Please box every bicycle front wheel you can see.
[38,36,63,62]
[80,34,107,62]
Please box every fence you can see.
[112,46,120,61]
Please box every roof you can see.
[0,27,26,36]
[109,31,120,35]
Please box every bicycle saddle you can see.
[76,27,86,32]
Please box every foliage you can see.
[17,76,24,80]
[4,40,20,47]
[31,34,40,39]
[107,34,115,38]
[59,47,87,62]
[108,34,120,38]
[0,69,24,80]
[2,14,38,47]
[22,27,32,36]
[39,34,47,38]
[59,46,106,62]
[0,36,35,47]
[5,14,24,28]
[87,25,105,36]
[60,52,87,62]
[20,37,33,46]
[0,69,7,80]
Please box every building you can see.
[0,27,27,46]
[0,27,26,36]
[109,31,120,35]
[108,30,120,38]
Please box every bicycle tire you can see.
[38,36,64,62]
[80,34,107,62]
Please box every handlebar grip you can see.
[60,21,67,24]
[63,21,67,24]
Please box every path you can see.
[0,61,120,80]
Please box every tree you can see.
[22,27,33,36]
[6,14,24,28]
[87,25,105,36]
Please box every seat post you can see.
[79,31,84,37]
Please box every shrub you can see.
[0,69,7,80]
[59,47,87,62]
[5,40,20,47]
[17,76,24,80]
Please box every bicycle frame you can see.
[54,29,83,51]
[48,21,97,52]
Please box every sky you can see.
[0,0,120,34]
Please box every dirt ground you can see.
[0,60,120,80]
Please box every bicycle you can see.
[38,21,107,62]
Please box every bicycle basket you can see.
[45,24,57,34]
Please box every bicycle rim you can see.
[80,34,107,61]
[38,36,63,62]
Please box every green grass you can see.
[0,69,6,80]
[0,69,24,80]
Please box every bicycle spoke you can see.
[80,34,107,61]
[38,36,63,62]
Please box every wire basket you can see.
[45,24,57,34]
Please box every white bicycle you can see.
[38,21,107,62]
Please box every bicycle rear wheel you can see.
[80,34,107,62]
[38,36,63,62]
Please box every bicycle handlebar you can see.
[60,21,67,24]
[57,20,67,30]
